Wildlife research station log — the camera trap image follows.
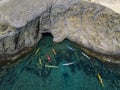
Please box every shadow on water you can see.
[0,35,120,90]
[62,72,69,84]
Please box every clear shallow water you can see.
[0,35,120,90]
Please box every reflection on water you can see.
[0,35,120,90]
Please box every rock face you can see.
[90,0,120,14]
[0,0,120,63]
[0,17,42,61]
[50,1,120,63]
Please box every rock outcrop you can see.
[0,16,42,61]
[0,0,120,64]
[50,1,120,63]
[90,0,120,14]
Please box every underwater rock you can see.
[0,0,120,63]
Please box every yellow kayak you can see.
[97,73,104,87]
[52,48,56,55]
[35,48,40,55]
[45,65,58,68]
[39,58,42,65]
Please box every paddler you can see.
[47,55,51,62]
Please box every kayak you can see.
[66,46,75,51]
[39,58,42,65]
[81,52,90,59]
[45,65,59,68]
[97,73,104,87]
[52,48,56,55]
[63,62,75,66]
[35,48,40,55]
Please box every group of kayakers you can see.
[35,46,78,68]
[35,45,104,87]
[35,47,58,69]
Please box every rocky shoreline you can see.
[0,0,120,64]
[79,45,120,64]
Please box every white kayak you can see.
[81,52,90,59]
[66,46,75,51]
[63,62,75,66]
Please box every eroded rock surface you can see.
[90,0,120,14]
[50,2,120,63]
[0,17,42,61]
[0,0,120,63]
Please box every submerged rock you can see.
[0,0,119,63]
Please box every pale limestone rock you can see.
[0,0,119,63]
[89,0,120,14]
[50,1,120,63]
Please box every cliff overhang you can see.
[0,0,120,64]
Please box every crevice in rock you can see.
[35,18,40,39]
[14,32,20,50]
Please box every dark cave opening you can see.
[42,32,53,37]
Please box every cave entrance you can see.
[42,32,53,37]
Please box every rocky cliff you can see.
[0,0,120,64]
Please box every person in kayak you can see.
[47,55,51,62]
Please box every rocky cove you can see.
[0,0,120,64]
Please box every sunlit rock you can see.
[0,0,119,63]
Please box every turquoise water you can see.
[0,34,120,90]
